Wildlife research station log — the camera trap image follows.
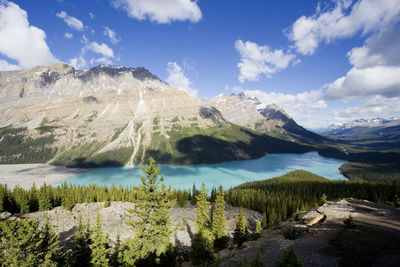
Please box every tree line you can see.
[0,158,262,266]
[225,170,400,226]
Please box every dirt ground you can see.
[218,198,400,267]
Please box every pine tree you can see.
[38,183,52,211]
[90,213,110,266]
[40,215,62,266]
[0,219,44,266]
[68,215,92,267]
[233,207,249,247]
[124,158,175,266]
[262,211,267,229]
[212,185,228,250]
[28,183,39,212]
[14,186,30,213]
[62,187,74,211]
[190,183,198,205]
[319,193,327,206]
[0,184,5,212]
[253,219,262,240]
[276,247,303,267]
[109,234,123,267]
[190,183,214,265]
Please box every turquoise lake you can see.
[61,152,347,191]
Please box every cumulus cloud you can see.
[69,41,115,69]
[242,89,327,128]
[325,65,400,99]
[104,26,120,45]
[0,59,20,71]
[89,12,95,20]
[288,0,400,55]
[332,95,400,121]
[324,21,400,100]
[166,62,197,97]
[111,0,202,24]
[64,32,73,39]
[56,11,84,31]
[0,1,57,68]
[69,56,86,69]
[235,40,297,83]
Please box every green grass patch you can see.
[85,111,98,123]
[0,126,57,164]
[171,116,179,122]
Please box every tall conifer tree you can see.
[90,213,110,266]
[190,183,214,265]
[124,158,175,266]
[212,185,228,250]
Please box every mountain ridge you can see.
[0,63,326,167]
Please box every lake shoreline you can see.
[0,164,89,189]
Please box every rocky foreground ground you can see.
[219,198,400,267]
[2,202,261,252]
[2,198,399,266]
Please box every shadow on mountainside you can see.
[62,157,124,168]
[144,129,314,166]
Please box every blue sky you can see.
[0,0,400,129]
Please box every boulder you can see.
[301,210,324,226]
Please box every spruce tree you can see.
[124,158,175,266]
[38,183,52,211]
[68,215,92,267]
[0,219,43,266]
[190,183,198,205]
[110,234,123,267]
[90,213,110,266]
[253,219,262,240]
[233,207,249,247]
[0,184,5,212]
[28,183,39,212]
[212,185,228,250]
[40,215,62,266]
[276,247,303,267]
[262,211,267,229]
[190,183,214,265]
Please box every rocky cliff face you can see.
[206,92,328,144]
[0,64,315,167]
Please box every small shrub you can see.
[343,215,356,228]
[319,193,327,206]
[276,247,303,267]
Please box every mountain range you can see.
[0,64,330,167]
[323,117,400,151]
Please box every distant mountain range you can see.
[322,117,400,151]
[0,64,330,167]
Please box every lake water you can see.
[60,152,347,191]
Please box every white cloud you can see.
[242,89,327,128]
[83,42,114,58]
[325,66,400,100]
[56,11,84,31]
[0,1,57,68]
[104,26,120,45]
[0,59,20,70]
[325,22,400,100]
[64,32,73,39]
[288,0,400,55]
[89,12,95,20]
[166,62,197,97]
[111,0,202,24]
[333,95,400,121]
[69,56,86,69]
[69,40,115,69]
[235,40,297,83]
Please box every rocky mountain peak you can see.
[259,103,291,122]
[235,92,261,105]
[76,64,160,82]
